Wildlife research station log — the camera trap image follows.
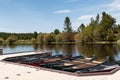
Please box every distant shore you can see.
[0,41,118,45]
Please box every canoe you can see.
[20,54,63,66]
[2,52,52,66]
[40,54,63,61]
[51,54,96,70]
[40,55,84,68]
[21,52,52,61]
[63,56,109,72]
[116,60,120,66]
[23,54,72,67]
[75,62,119,74]
[42,54,72,63]
[3,52,52,62]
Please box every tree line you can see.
[75,12,120,42]
[0,11,120,44]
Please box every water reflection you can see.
[2,44,34,54]
[1,44,120,61]
[76,44,117,61]
[62,44,76,55]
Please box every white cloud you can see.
[78,15,95,20]
[54,10,72,14]
[72,22,81,27]
[113,13,120,17]
[106,0,120,11]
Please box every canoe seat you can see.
[92,61,102,64]
[64,63,73,66]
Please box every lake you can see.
[0,44,120,62]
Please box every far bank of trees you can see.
[0,12,120,44]
[75,12,117,42]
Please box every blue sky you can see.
[0,0,120,33]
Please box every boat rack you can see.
[2,52,120,76]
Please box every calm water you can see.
[0,44,120,62]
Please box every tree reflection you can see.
[7,44,17,49]
[76,44,117,61]
[61,44,76,55]
[54,44,62,54]
[3,44,120,62]
[114,44,120,61]
[34,44,55,51]
[32,44,38,50]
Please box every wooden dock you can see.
[0,51,120,80]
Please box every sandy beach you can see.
[0,51,120,80]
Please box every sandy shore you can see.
[0,51,120,80]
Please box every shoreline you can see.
[0,41,118,45]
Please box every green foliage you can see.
[75,33,83,42]
[43,34,55,44]
[37,34,45,43]
[76,12,118,43]
[101,12,116,30]
[62,16,74,42]
[106,29,115,41]
[0,37,4,43]
[95,14,100,24]
[63,16,73,33]
[82,26,93,42]
[77,23,85,33]
[62,32,74,42]
[0,32,35,40]
[55,34,62,42]
[31,38,36,44]
[33,31,38,39]
[93,25,103,41]
[6,35,18,43]
[54,29,60,35]
[99,12,116,41]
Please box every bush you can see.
[55,34,62,42]
[6,35,18,44]
[75,33,83,42]
[43,34,55,44]
[0,37,4,44]
[31,38,36,44]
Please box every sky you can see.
[0,0,120,33]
